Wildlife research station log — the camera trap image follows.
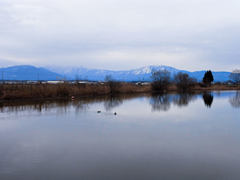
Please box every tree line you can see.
[151,68,240,92]
[151,69,215,92]
[104,68,240,94]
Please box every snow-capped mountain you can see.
[47,65,182,81]
[0,65,231,82]
[48,65,230,82]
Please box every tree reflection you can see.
[229,91,240,108]
[173,94,197,107]
[202,93,214,108]
[150,94,170,112]
[0,100,71,113]
[72,100,89,113]
[104,96,123,111]
[0,94,139,114]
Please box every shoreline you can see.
[0,83,239,101]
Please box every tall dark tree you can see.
[203,70,214,85]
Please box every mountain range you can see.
[0,65,63,81]
[0,65,231,82]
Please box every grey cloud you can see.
[0,0,240,71]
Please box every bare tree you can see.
[174,72,196,92]
[105,75,121,94]
[104,75,113,82]
[151,70,171,92]
[229,69,240,84]
[75,74,80,84]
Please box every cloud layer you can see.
[0,0,240,71]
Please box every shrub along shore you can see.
[0,82,239,101]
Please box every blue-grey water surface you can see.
[0,91,240,180]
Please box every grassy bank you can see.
[168,83,240,92]
[0,82,151,100]
[0,82,239,101]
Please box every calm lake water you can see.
[0,91,240,180]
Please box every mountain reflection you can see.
[202,93,214,108]
[229,91,240,108]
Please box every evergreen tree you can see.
[203,70,214,85]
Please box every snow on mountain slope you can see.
[48,65,230,82]
[0,65,230,82]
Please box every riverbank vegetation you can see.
[0,82,151,100]
[0,81,239,101]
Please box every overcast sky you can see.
[0,0,240,71]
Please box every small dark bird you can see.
[97,111,101,113]
[114,112,117,115]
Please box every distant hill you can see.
[0,65,231,82]
[0,65,63,81]
[48,65,231,82]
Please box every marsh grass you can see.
[0,82,239,100]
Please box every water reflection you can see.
[202,93,214,108]
[173,94,197,107]
[150,93,197,112]
[0,94,145,114]
[150,94,171,112]
[72,100,89,113]
[229,91,240,108]
[104,96,123,111]
[1,91,240,180]
[0,100,71,113]
[4,92,240,114]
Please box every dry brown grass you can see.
[0,82,151,100]
[117,82,151,93]
[0,83,110,100]
[160,84,240,92]
[0,82,239,100]
[192,84,240,91]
